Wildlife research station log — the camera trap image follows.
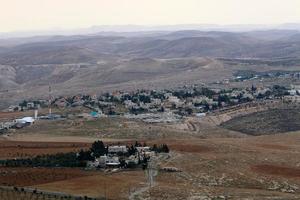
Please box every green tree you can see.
[91,141,106,157]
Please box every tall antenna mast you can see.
[49,85,52,115]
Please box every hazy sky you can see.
[1,0,300,32]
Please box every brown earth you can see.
[36,170,146,200]
[251,164,300,178]
[255,143,291,150]
[0,111,34,121]
[0,167,97,187]
[167,143,212,153]
[0,140,90,159]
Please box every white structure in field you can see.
[15,117,35,124]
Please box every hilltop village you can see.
[3,84,300,124]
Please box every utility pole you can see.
[48,85,52,116]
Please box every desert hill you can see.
[0,30,300,107]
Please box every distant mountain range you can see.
[0,29,300,64]
[1,23,300,39]
[0,28,300,108]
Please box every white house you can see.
[98,155,120,167]
[108,146,128,154]
[27,102,35,109]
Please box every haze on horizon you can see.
[1,0,300,33]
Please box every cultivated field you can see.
[0,140,90,159]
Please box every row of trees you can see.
[3,152,83,168]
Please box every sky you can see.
[1,0,300,32]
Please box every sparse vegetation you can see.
[221,107,300,135]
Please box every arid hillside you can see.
[221,106,300,135]
[0,30,300,107]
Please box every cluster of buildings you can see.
[0,116,35,133]
[86,145,155,169]
[7,101,42,112]
[214,71,300,85]
[4,84,300,125]
[287,85,300,96]
[233,71,300,82]
[284,85,300,103]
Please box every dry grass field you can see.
[11,116,196,140]
[132,133,300,199]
